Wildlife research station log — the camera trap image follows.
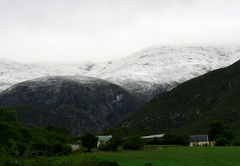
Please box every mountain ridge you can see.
[120,59,240,134]
[1,46,240,100]
[0,76,145,135]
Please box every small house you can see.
[190,135,210,147]
[97,135,112,148]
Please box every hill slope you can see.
[121,59,240,134]
[0,76,144,135]
[1,46,240,100]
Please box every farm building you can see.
[141,134,164,139]
[190,135,211,147]
[97,135,112,148]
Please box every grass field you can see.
[53,146,240,166]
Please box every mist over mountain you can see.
[0,76,144,135]
[1,46,240,101]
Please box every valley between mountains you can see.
[1,46,240,135]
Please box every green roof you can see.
[97,135,112,142]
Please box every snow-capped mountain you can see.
[0,76,144,135]
[0,59,95,91]
[1,46,240,100]
[89,46,240,99]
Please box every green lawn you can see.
[54,146,240,166]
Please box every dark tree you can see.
[163,133,177,145]
[100,134,123,151]
[81,133,98,152]
[208,121,234,141]
[0,107,17,122]
[123,134,145,150]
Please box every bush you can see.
[0,109,72,158]
[215,137,230,146]
[99,135,123,151]
[31,140,50,152]
[174,134,190,146]
[52,142,64,155]
[232,137,240,146]
[163,133,177,145]
[0,107,17,122]
[32,125,69,144]
[147,137,162,145]
[69,136,82,143]
[30,140,72,156]
[63,144,72,155]
[79,156,101,166]
[16,142,27,156]
[26,153,58,166]
[0,122,24,147]
[100,160,119,166]
[0,147,19,166]
[123,135,145,150]
[52,142,72,155]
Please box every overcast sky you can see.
[0,0,240,63]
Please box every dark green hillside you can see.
[7,105,73,128]
[0,76,145,136]
[121,60,240,134]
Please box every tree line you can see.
[0,107,72,165]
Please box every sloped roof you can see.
[190,135,209,142]
[141,134,164,139]
[97,135,112,142]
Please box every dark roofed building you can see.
[190,135,210,147]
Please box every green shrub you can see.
[215,137,230,146]
[0,122,23,147]
[51,142,72,155]
[123,135,145,150]
[147,137,162,145]
[32,125,69,144]
[31,140,50,152]
[52,142,64,155]
[99,135,123,151]
[163,133,177,145]
[100,160,119,166]
[79,156,101,166]
[232,137,240,146]
[63,144,72,155]
[69,136,81,143]
[26,153,58,166]
[0,107,17,122]
[16,142,27,156]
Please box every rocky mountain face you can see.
[120,59,240,135]
[0,76,145,135]
[1,46,240,101]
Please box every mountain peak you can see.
[1,46,240,100]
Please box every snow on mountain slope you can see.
[1,46,240,100]
[0,59,96,92]
[88,46,240,99]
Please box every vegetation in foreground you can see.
[1,106,240,166]
[0,107,72,166]
[35,146,240,166]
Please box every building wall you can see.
[190,141,210,147]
